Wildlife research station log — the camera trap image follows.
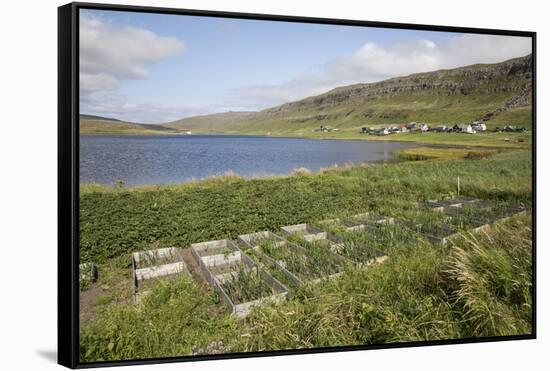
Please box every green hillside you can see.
[81,55,532,138]
[80,118,178,135]
[164,55,532,136]
[164,111,256,132]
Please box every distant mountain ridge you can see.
[164,111,256,133]
[163,54,532,135]
[80,114,121,122]
[79,115,178,135]
[81,55,533,135]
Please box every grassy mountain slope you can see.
[164,111,256,132]
[80,114,121,122]
[166,55,532,135]
[80,118,178,135]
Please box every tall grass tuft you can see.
[79,276,241,362]
[444,215,532,336]
[291,167,312,176]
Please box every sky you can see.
[80,9,532,123]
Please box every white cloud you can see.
[80,19,531,123]
[79,16,184,110]
[80,89,251,123]
[234,34,531,109]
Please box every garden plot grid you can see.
[190,239,288,318]
[439,202,529,233]
[342,212,395,231]
[282,223,388,267]
[131,247,190,303]
[421,196,481,212]
[417,198,529,244]
[238,231,348,286]
[280,223,327,242]
[126,198,527,311]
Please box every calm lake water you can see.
[80,135,419,186]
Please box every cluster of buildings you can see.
[359,121,526,136]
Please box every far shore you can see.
[80,129,532,150]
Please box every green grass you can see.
[445,217,532,336]
[79,150,532,264]
[80,276,241,361]
[257,238,345,282]
[395,147,498,161]
[483,106,533,130]
[80,119,178,136]
[221,268,276,304]
[238,93,522,133]
[300,130,532,149]
[80,214,532,361]
[79,149,532,362]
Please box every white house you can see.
[378,127,389,135]
[453,124,476,134]
[471,122,487,132]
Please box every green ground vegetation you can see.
[221,268,276,304]
[80,213,532,362]
[80,119,178,136]
[303,130,532,149]
[79,149,532,362]
[79,150,531,264]
[217,94,531,135]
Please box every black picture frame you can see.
[58,2,537,368]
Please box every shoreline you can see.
[79,158,401,191]
[80,130,532,150]
[79,146,526,192]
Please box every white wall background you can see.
[0,0,546,369]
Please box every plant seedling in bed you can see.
[220,268,276,304]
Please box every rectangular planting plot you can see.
[412,221,457,245]
[399,212,458,245]
[280,223,327,242]
[191,241,288,318]
[422,197,480,212]
[239,232,347,286]
[131,247,190,303]
[332,232,388,266]
[290,230,387,268]
[238,231,286,249]
[343,212,395,231]
[190,239,241,268]
[442,202,529,232]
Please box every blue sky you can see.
[79,9,531,123]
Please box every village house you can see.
[453,123,476,134]
[377,127,390,135]
[406,122,418,131]
[431,125,448,132]
[503,125,526,132]
[389,126,401,134]
[471,122,487,132]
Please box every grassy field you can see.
[299,130,532,149]
[78,148,533,362]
